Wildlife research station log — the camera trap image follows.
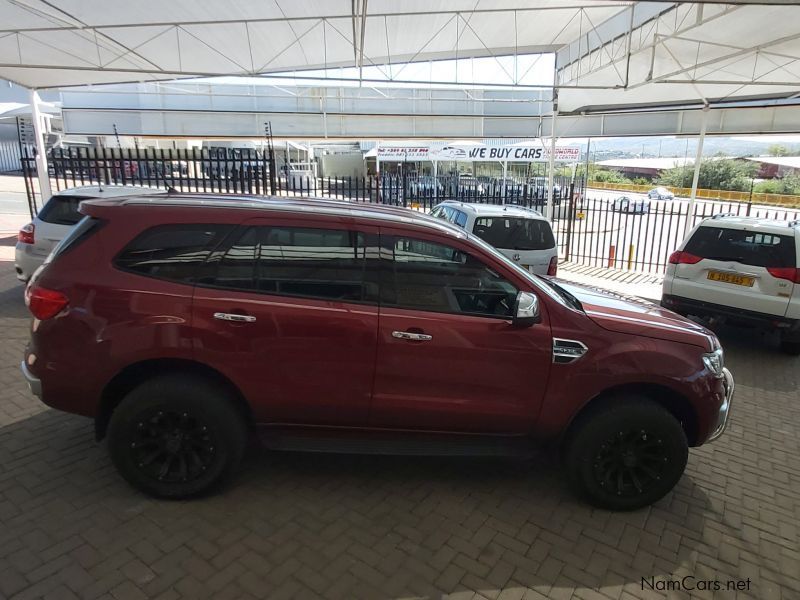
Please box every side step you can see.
[257,426,536,458]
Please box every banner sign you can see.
[377,146,430,161]
[377,143,580,163]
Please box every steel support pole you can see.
[29,89,51,202]
[546,108,558,221]
[433,160,438,201]
[684,109,708,236]
[501,161,507,203]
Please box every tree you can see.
[767,144,790,157]
[754,173,800,195]
[657,158,757,192]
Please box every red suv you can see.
[21,195,734,510]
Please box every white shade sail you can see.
[0,0,630,89]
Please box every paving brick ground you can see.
[0,255,798,600]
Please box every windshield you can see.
[473,217,556,251]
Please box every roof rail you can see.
[789,219,800,228]
[710,212,736,219]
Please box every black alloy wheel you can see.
[108,375,247,498]
[130,408,218,484]
[564,396,688,511]
[591,428,670,498]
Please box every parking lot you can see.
[1,250,798,600]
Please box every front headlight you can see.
[702,347,725,378]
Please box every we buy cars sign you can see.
[434,144,581,162]
[377,143,580,162]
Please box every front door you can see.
[192,217,381,426]
[370,231,553,434]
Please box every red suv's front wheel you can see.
[564,396,689,511]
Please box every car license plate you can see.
[707,271,754,287]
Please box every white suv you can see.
[662,215,800,354]
[15,185,166,282]
[430,201,558,276]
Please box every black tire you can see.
[780,337,800,356]
[563,397,688,511]
[107,374,248,499]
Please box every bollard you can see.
[608,245,616,268]
[628,244,635,270]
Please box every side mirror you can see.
[512,291,540,327]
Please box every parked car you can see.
[647,187,675,200]
[22,194,733,510]
[407,176,443,197]
[528,176,562,198]
[611,195,651,214]
[662,215,800,354]
[431,201,557,276]
[14,185,167,282]
[456,174,486,196]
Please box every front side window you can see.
[382,236,517,318]
[685,226,796,268]
[203,225,379,303]
[115,224,232,283]
[473,217,555,251]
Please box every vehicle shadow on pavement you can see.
[2,281,795,599]
[0,405,718,599]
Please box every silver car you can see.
[15,185,166,282]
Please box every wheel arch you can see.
[561,382,699,450]
[95,358,254,440]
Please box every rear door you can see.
[191,217,381,426]
[670,224,796,316]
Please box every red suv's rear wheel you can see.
[564,397,688,511]
[107,375,247,498]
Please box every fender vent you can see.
[552,338,588,364]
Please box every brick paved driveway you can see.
[0,249,798,600]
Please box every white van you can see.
[430,201,558,276]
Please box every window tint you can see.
[211,227,259,290]
[685,226,796,268]
[115,225,232,282]
[473,217,555,251]
[383,236,517,318]
[204,226,379,303]
[453,210,468,228]
[37,195,90,225]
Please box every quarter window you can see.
[382,236,517,318]
[115,224,232,282]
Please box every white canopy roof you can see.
[2,1,799,125]
[0,0,629,89]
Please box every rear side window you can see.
[685,226,796,268]
[37,195,90,225]
[473,217,555,251]
[202,226,380,303]
[115,225,233,283]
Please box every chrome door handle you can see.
[213,312,256,323]
[392,331,432,341]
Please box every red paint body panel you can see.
[24,196,727,449]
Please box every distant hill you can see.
[585,136,800,159]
